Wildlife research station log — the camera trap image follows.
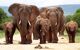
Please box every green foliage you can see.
[66,8,80,27]
[75,8,80,14]
[72,13,80,27]
[0,30,4,38]
[65,15,73,23]
[0,8,12,30]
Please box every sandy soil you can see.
[0,34,80,50]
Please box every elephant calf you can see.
[65,21,78,43]
[34,16,51,44]
[3,22,16,44]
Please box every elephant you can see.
[8,3,40,44]
[33,7,49,40]
[46,6,65,43]
[33,6,65,43]
[3,22,16,44]
[34,15,51,44]
[65,21,78,43]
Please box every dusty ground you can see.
[0,34,80,50]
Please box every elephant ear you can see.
[8,3,20,15]
[30,5,40,16]
[57,6,64,14]
[65,22,69,31]
[40,7,48,13]
[74,22,78,30]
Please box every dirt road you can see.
[0,34,80,50]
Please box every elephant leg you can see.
[20,32,27,44]
[5,31,10,44]
[72,33,76,43]
[9,25,16,44]
[9,32,14,44]
[39,33,45,44]
[26,30,32,44]
[48,32,52,43]
[43,35,46,43]
[52,31,58,43]
[33,30,39,40]
[40,34,43,44]
[68,34,73,43]
[33,26,39,40]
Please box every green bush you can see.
[0,7,12,30]
[66,8,80,28]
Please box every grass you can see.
[0,29,19,38]
[0,30,5,38]
[64,30,80,43]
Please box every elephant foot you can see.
[33,38,39,40]
[52,41,58,43]
[19,40,32,44]
[69,41,75,43]
[40,42,46,44]
[9,41,13,44]
[48,41,52,43]
[40,41,46,44]
[6,41,13,44]
[6,42,13,44]
[33,36,39,40]
[48,39,52,43]
[19,42,28,44]
[26,40,32,44]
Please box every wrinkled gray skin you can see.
[8,3,40,44]
[3,22,16,44]
[65,21,78,43]
[34,6,65,43]
[34,16,51,44]
[47,7,65,43]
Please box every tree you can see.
[75,8,80,14]
[65,15,73,23]
[0,8,8,23]
[66,8,80,27]
[72,13,80,27]
[72,8,80,27]
[0,8,9,30]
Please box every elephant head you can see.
[34,15,51,44]
[66,21,78,32]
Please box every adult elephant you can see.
[53,7,65,36]
[34,15,51,44]
[65,21,78,43]
[8,3,39,44]
[46,6,65,43]
[3,22,16,44]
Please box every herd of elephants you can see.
[3,3,78,44]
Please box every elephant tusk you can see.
[55,22,57,26]
[28,20,31,26]
[19,20,21,25]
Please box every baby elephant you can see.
[65,21,78,43]
[3,22,16,44]
[34,16,51,44]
